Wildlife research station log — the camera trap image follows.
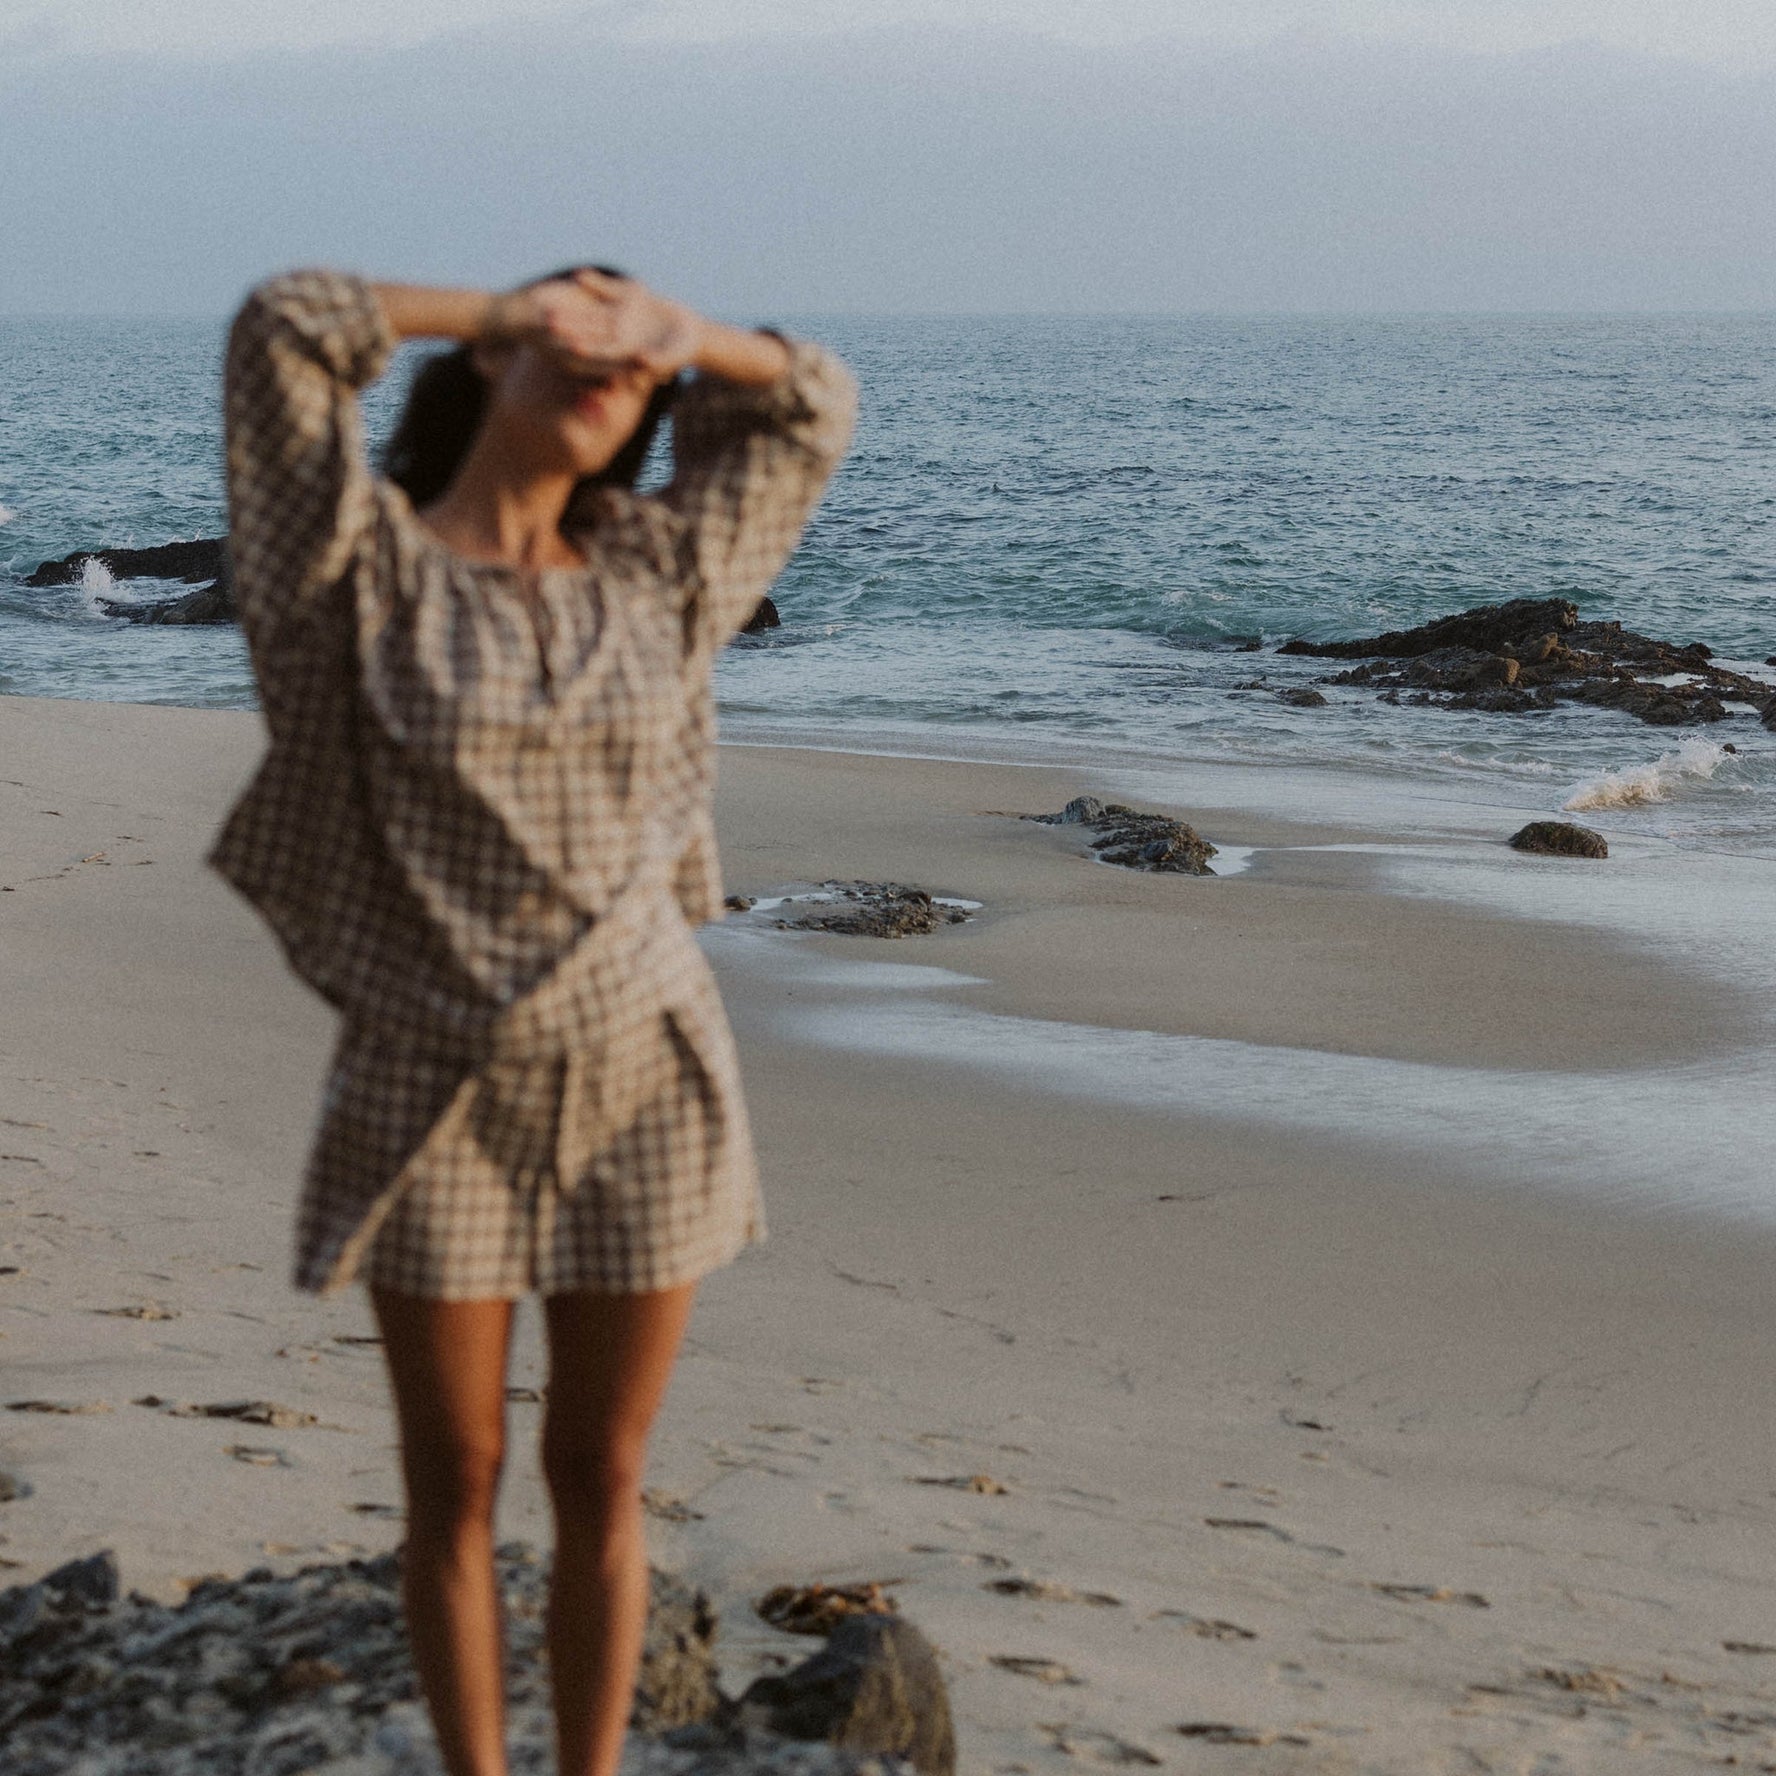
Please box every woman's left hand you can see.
[565,271,703,384]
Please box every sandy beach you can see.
[4,690,1776,1773]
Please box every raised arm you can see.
[657,319,858,650]
[223,271,400,643]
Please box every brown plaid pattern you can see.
[210,270,852,1298]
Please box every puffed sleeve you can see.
[223,270,396,644]
[659,338,856,651]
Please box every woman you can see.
[211,266,854,1776]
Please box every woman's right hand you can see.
[485,273,703,384]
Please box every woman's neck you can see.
[418,448,587,572]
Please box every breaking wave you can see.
[76,555,118,618]
[0,505,16,525]
[1562,739,1732,812]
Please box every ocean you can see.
[5,310,1776,854]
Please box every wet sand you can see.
[3,693,1775,1772]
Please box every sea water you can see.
[4,310,1776,852]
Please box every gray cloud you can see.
[2,23,1772,315]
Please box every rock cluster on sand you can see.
[1279,596,1776,728]
[737,1615,953,1776]
[1509,820,1610,859]
[26,541,782,634]
[0,1545,937,1776]
[768,883,972,939]
[1027,797,1219,876]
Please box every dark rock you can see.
[0,1580,47,1644]
[1029,796,1107,826]
[1296,598,1771,729]
[0,1544,724,1774]
[743,596,782,634]
[1279,597,1578,661]
[41,1551,119,1606]
[741,1614,955,1776]
[1027,801,1218,876]
[773,883,972,939]
[26,536,238,626]
[26,537,227,589]
[637,1569,723,1732]
[1335,647,1518,694]
[100,577,236,626]
[1509,821,1609,859]
[1276,688,1327,708]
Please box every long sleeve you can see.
[223,270,396,644]
[660,339,856,650]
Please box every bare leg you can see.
[541,1284,698,1776]
[372,1291,517,1776]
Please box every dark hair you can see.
[380,265,677,510]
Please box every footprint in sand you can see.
[1204,1517,1344,1557]
[1039,1725,1161,1766]
[641,1490,704,1524]
[1371,1582,1490,1609]
[986,1577,1122,1608]
[225,1445,289,1467]
[907,1543,1013,1570]
[912,1473,1011,1495]
[1177,1722,1311,1748]
[133,1397,322,1430]
[91,1303,178,1321]
[6,1399,112,1415]
[1152,1609,1257,1640]
[991,1655,1083,1686]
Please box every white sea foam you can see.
[0,504,16,525]
[77,555,118,618]
[1562,739,1730,812]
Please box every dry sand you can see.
[3,692,1776,1773]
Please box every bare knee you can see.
[403,1427,507,1531]
[541,1423,647,1526]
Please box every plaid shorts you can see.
[296,1011,762,1300]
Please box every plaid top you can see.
[211,270,854,1066]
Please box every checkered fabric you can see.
[210,270,854,1297]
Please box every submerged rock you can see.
[1026,799,1218,876]
[27,538,238,627]
[771,883,973,939]
[105,578,237,626]
[1509,821,1609,859]
[740,1615,955,1776]
[1277,598,1772,729]
[1279,596,1579,661]
[30,541,781,636]
[27,538,228,589]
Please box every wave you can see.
[77,556,118,619]
[1562,739,1731,812]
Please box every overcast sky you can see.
[2,1,1773,314]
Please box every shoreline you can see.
[3,693,1776,1771]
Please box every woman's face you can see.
[473,328,657,479]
